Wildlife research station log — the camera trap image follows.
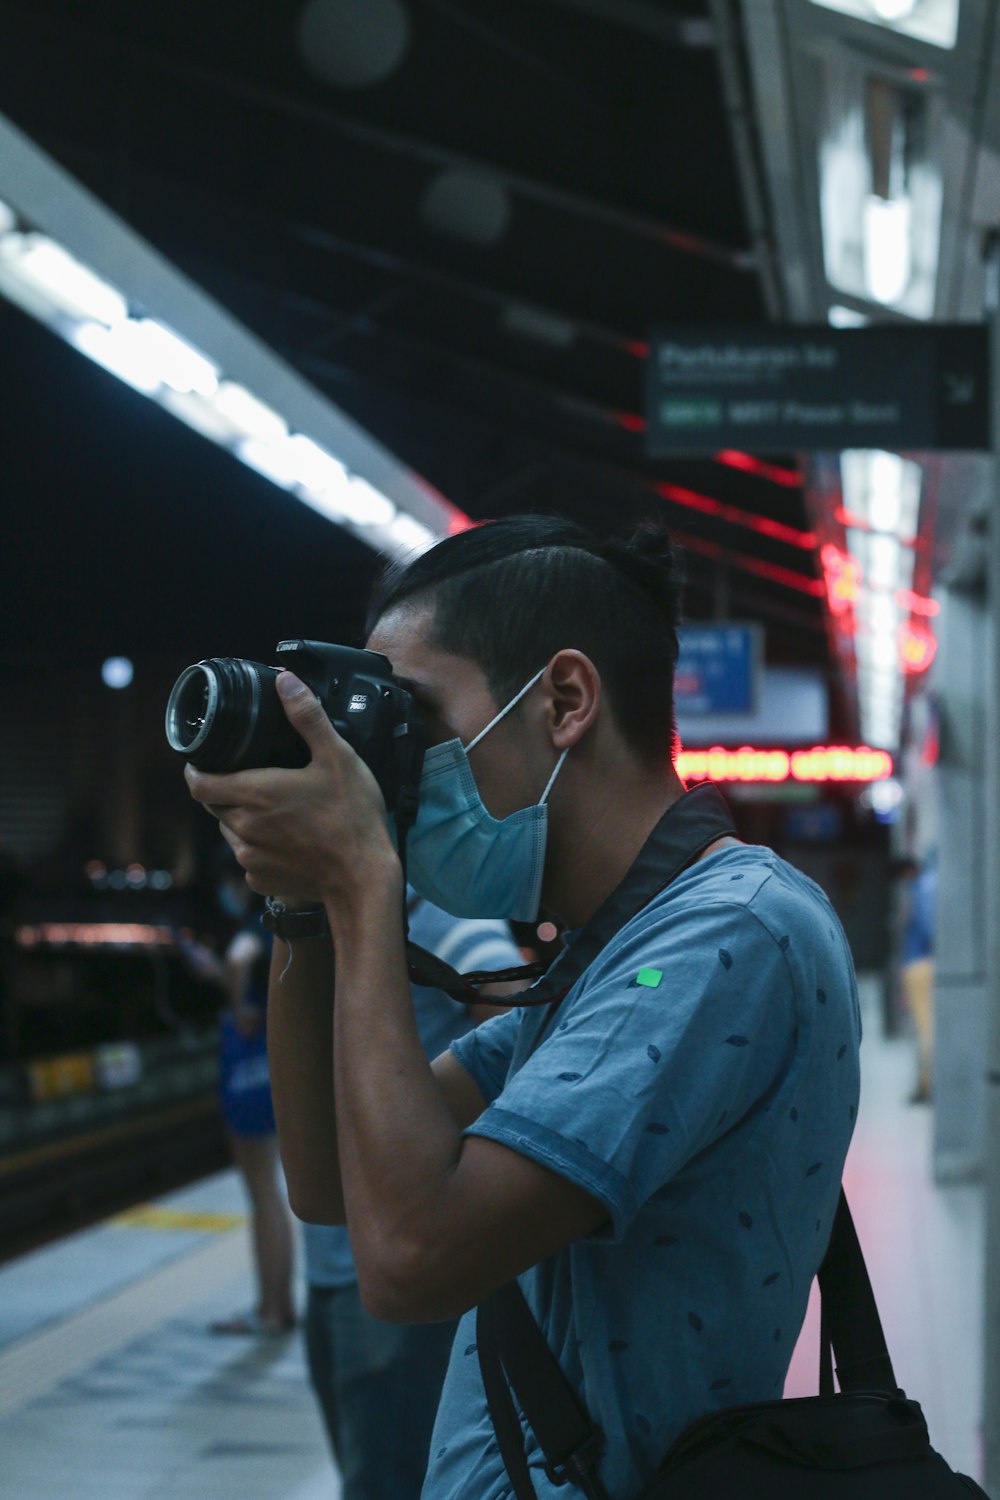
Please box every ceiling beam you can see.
[52,136,652,358]
[535,0,715,49]
[4,1,756,272]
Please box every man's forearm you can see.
[329,860,470,1321]
[266,933,343,1223]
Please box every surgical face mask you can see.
[405,668,568,921]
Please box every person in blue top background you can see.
[186,515,862,1499]
[182,850,296,1336]
[895,852,937,1104]
[301,890,526,1500]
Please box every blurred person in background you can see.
[896,852,938,1105]
[302,886,528,1500]
[181,849,295,1334]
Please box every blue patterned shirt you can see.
[423,844,862,1500]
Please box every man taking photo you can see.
[185,515,861,1499]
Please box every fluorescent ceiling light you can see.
[237,436,302,487]
[866,594,900,632]
[806,0,959,49]
[0,232,127,325]
[0,156,462,560]
[388,512,435,554]
[867,450,904,531]
[129,319,218,396]
[818,70,941,318]
[285,434,350,494]
[344,477,397,527]
[160,387,249,445]
[71,321,163,394]
[863,195,912,305]
[827,304,869,327]
[840,449,922,538]
[868,534,900,589]
[870,0,918,17]
[211,382,288,444]
[869,631,900,669]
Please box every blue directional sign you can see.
[675,624,762,715]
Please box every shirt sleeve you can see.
[464,902,798,1241]
[424,911,525,973]
[450,1008,521,1104]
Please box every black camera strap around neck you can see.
[403,782,738,1007]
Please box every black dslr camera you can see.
[165,640,426,831]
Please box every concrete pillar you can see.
[930,588,990,1181]
[980,244,1000,1497]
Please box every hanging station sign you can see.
[646,324,990,455]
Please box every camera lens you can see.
[165,656,308,772]
[165,665,219,755]
[165,657,266,771]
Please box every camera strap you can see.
[402,782,738,1008]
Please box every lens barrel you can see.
[165,657,306,772]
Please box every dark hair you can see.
[366,514,684,764]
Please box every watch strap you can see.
[261,896,329,939]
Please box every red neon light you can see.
[820,544,862,614]
[714,451,803,488]
[677,745,893,785]
[447,511,478,535]
[834,509,920,549]
[656,482,816,550]
[834,506,869,531]
[897,589,940,618]
[626,340,650,359]
[900,621,937,675]
[616,411,648,432]
[677,531,825,598]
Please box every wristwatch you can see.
[261,895,330,940]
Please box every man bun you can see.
[597,524,684,641]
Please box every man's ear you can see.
[543,650,601,749]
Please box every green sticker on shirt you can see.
[636,967,664,989]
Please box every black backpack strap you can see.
[817,1190,898,1395]
[478,1283,610,1500]
[477,1297,544,1500]
[480,1189,897,1497]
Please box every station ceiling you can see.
[2,0,990,682]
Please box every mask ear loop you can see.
[465,667,569,809]
[539,747,569,806]
[464,667,546,753]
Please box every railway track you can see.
[0,1094,230,1261]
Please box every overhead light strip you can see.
[0,114,471,562]
[0,214,456,557]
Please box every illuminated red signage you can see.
[899,620,938,675]
[820,544,862,615]
[677,745,893,784]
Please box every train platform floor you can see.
[0,975,987,1498]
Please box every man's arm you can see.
[266,927,492,1226]
[265,932,340,1223]
[330,859,606,1326]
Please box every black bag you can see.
[477,1191,990,1500]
